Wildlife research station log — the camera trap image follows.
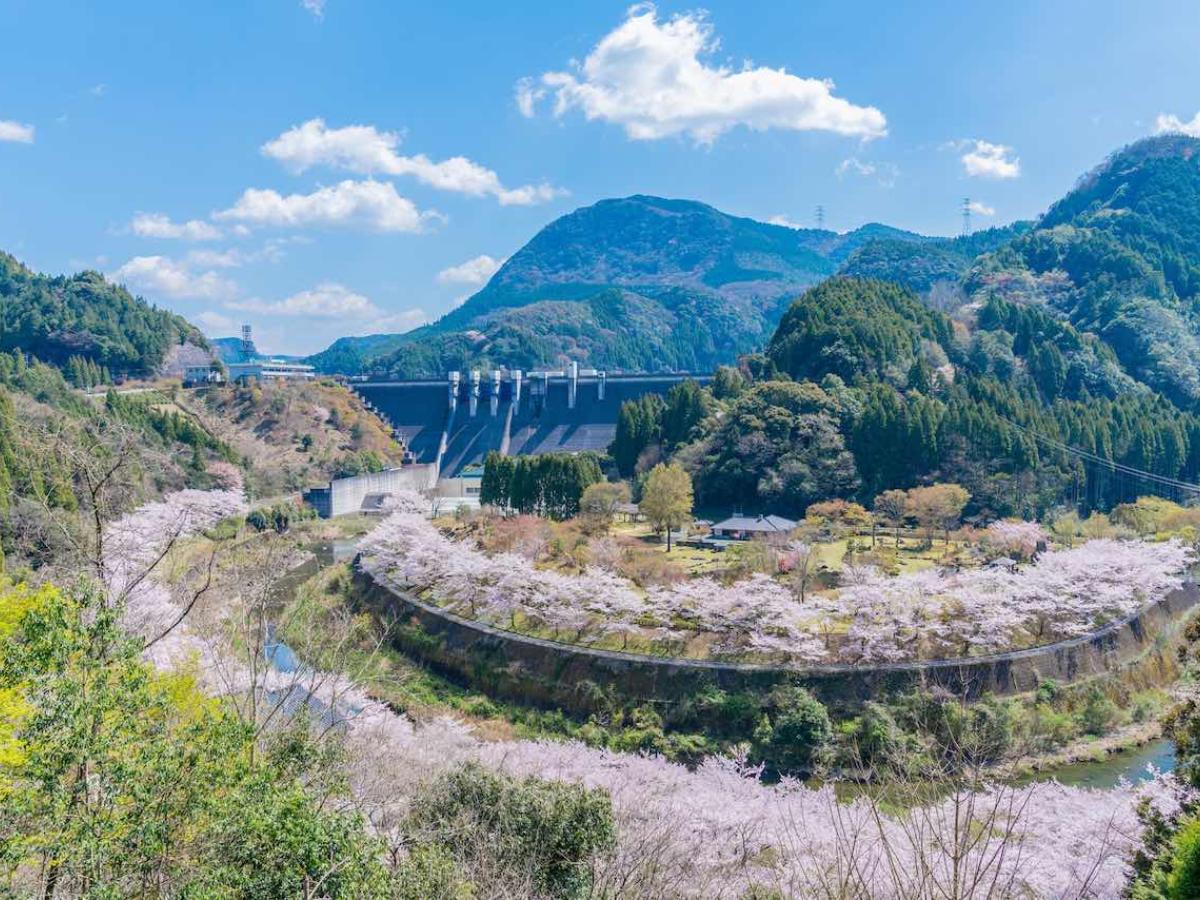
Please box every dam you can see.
[353,365,708,476]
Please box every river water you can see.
[1022,738,1175,789]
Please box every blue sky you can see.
[2,0,1199,354]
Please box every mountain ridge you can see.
[307,196,942,376]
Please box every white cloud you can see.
[301,0,325,18]
[214,179,438,232]
[89,83,107,97]
[0,119,35,143]
[967,200,996,217]
[261,118,562,205]
[184,240,292,269]
[130,212,222,241]
[766,214,803,229]
[960,139,1020,179]
[193,310,237,334]
[227,282,379,318]
[1154,111,1200,137]
[520,6,886,145]
[185,248,245,268]
[437,254,504,285]
[112,255,237,301]
[837,157,876,178]
[835,156,898,187]
[515,77,546,118]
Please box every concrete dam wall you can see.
[354,371,708,476]
[354,560,1200,716]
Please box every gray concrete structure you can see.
[354,557,1200,716]
[304,465,436,518]
[354,372,710,477]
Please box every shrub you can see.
[1078,686,1120,736]
[754,685,832,774]
[409,762,616,898]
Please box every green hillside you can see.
[631,276,1200,518]
[307,196,936,377]
[0,252,207,377]
[964,134,1200,408]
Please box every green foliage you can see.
[637,462,693,550]
[0,580,389,897]
[480,450,516,509]
[1133,816,1200,900]
[767,277,956,387]
[660,378,710,451]
[0,251,205,376]
[483,452,603,520]
[104,388,235,464]
[332,449,386,479]
[752,685,832,774]
[246,502,315,534]
[410,762,616,899]
[610,392,666,477]
[578,480,631,531]
[688,380,860,514]
[965,135,1200,409]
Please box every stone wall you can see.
[354,559,1200,715]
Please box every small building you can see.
[227,360,315,384]
[438,463,485,501]
[708,514,798,541]
[183,364,225,387]
[614,502,642,523]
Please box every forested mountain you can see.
[0,252,207,377]
[307,196,936,376]
[964,134,1200,409]
[637,276,1200,519]
[838,222,1033,300]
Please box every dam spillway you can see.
[354,370,709,476]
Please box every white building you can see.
[227,360,315,383]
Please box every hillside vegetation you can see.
[175,379,408,497]
[307,196,938,377]
[964,134,1200,408]
[633,276,1200,518]
[0,252,207,377]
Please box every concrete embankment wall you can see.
[308,466,438,518]
[353,559,1200,715]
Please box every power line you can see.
[999,416,1200,495]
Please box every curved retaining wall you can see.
[353,559,1200,715]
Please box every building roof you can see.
[711,514,797,533]
[458,463,485,478]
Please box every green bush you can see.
[753,685,832,774]
[410,762,616,898]
[393,845,474,900]
[1078,686,1120,736]
[246,502,317,534]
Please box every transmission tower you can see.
[815,204,826,230]
[961,198,971,237]
[241,324,254,360]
